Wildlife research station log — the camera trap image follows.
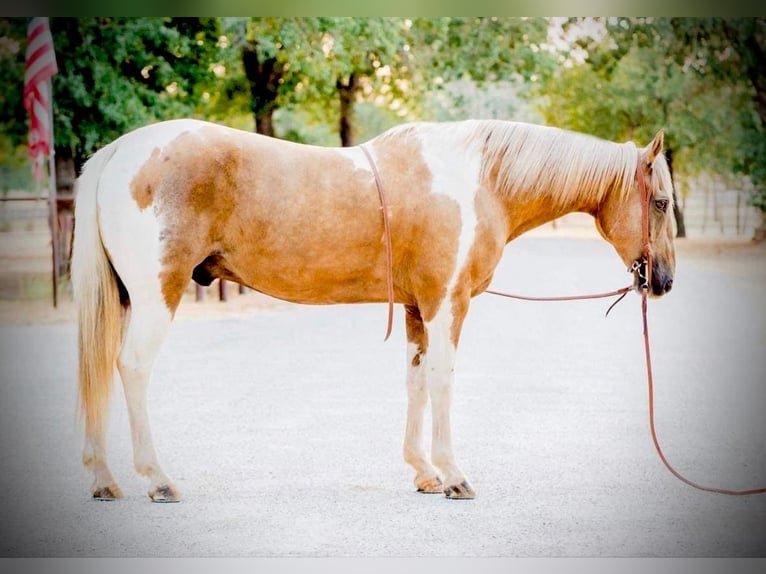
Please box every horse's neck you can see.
[496,182,601,242]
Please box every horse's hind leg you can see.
[83,425,122,499]
[117,297,180,502]
[402,305,442,493]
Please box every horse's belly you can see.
[226,247,391,305]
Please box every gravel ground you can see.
[0,234,764,558]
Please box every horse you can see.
[70,118,676,502]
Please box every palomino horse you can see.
[71,119,675,502]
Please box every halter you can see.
[633,149,652,292]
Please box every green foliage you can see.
[234,18,415,123]
[408,17,553,86]
[0,18,29,146]
[220,17,555,143]
[51,17,225,167]
[0,17,227,171]
[0,137,34,193]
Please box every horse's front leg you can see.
[424,295,475,500]
[402,305,443,493]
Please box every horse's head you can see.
[595,130,676,297]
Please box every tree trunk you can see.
[256,110,274,137]
[337,73,358,147]
[241,40,282,137]
[664,147,686,238]
[54,148,76,198]
[53,147,77,278]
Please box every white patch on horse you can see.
[98,119,207,311]
[419,124,482,294]
[424,304,456,376]
[335,146,374,172]
[422,302,463,486]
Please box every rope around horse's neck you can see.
[360,144,394,341]
[485,286,632,304]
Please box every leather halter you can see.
[359,144,395,341]
[634,150,652,292]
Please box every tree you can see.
[408,17,554,86]
[406,17,554,123]
[0,17,226,193]
[230,18,555,146]
[228,18,410,145]
[668,18,766,227]
[0,18,34,192]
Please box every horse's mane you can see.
[380,120,659,208]
[471,120,639,208]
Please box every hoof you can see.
[444,480,475,500]
[416,475,443,494]
[149,484,181,503]
[93,484,122,500]
[92,484,123,500]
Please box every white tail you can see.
[70,144,123,440]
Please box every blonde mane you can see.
[375,119,651,210]
[471,120,638,209]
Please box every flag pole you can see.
[46,77,58,308]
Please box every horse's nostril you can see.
[664,278,673,293]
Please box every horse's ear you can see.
[646,129,665,164]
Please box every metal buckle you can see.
[629,257,649,290]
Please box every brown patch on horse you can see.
[405,304,427,363]
[128,129,242,311]
[130,147,162,210]
[134,127,390,312]
[448,188,509,346]
[131,123,467,318]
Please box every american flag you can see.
[24,17,58,181]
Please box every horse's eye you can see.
[654,199,669,213]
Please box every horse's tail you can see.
[71,143,123,440]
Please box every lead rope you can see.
[360,144,394,341]
[488,151,765,496]
[635,155,766,496]
[641,289,765,495]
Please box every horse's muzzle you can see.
[649,262,674,297]
[631,260,673,297]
